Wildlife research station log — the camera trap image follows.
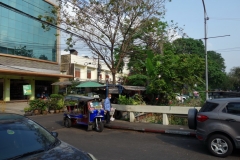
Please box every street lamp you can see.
[202,0,209,100]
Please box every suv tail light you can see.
[197,115,208,122]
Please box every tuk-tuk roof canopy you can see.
[65,95,96,101]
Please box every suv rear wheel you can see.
[207,134,233,158]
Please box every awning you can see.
[109,88,119,94]
[76,81,105,88]
[51,81,73,85]
[122,85,146,91]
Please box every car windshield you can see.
[0,115,57,160]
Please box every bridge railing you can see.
[112,104,201,125]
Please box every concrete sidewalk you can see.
[1,102,196,137]
[105,120,196,136]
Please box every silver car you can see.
[188,98,240,158]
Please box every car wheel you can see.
[188,108,198,129]
[207,134,233,158]
[64,118,72,128]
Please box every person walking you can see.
[104,93,112,124]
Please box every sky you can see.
[61,0,240,73]
[164,0,240,73]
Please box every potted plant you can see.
[29,99,41,115]
[49,94,63,113]
[41,106,48,115]
[57,98,65,112]
[24,107,32,116]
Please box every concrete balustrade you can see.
[112,104,201,125]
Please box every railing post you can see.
[129,112,135,122]
[162,113,169,125]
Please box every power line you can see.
[209,17,240,21]
[22,0,51,14]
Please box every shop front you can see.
[0,70,73,102]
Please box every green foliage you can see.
[118,95,145,105]
[57,99,65,110]
[147,53,205,102]
[117,95,132,105]
[50,94,63,99]
[207,51,227,90]
[227,67,240,91]
[169,115,188,126]
[126,74,148,86]
[29,99,46,111]
[64,100,77,106]
[172,38,205,57]
[24,107,31,112]
[66,81,80,94]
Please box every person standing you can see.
[104,94,112,124]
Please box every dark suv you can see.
[188,98,240,158]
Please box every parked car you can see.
[0,113,97,160]
[188,98,240,158]
[175,93,189,102]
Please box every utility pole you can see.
[201,0,230,99]
[202,0,209,100]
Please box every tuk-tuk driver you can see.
[104,94,112,124]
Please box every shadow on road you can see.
[156,134,240,159]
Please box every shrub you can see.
[24,107,31,112]
[118,95,146,105]
[29,99,46,111]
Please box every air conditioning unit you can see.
[76,78,80,81]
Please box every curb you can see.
[105,124,196,136]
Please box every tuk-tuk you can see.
[63,95,105,132]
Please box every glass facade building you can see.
[0,0,57,62]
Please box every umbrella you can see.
[76,81,105,88]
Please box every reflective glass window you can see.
[0,0,57,62]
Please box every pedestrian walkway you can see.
[1,102,196,137]
[105,120,196,136]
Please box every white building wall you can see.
[69,54,129,83]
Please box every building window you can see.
[105,74,109,79]
[99,74,102,79]
[0,0,57,62]
[75,68,80,78]
[87,69,91,79]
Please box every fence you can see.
[112,104,201,125]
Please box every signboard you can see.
[23,85,32,95]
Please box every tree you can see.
[14,46,34,58]
[147,53,205,103]
[40,0,169,84]
[207,51,226,90]
[39,55,48,60]
[172,38,205,56]
[228,67,240,91]
[171,38,227,90]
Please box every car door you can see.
[219,102,240,147]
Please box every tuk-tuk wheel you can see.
[95,121,103,132]
[64,118,72,128]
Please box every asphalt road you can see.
[29,114,240,160]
